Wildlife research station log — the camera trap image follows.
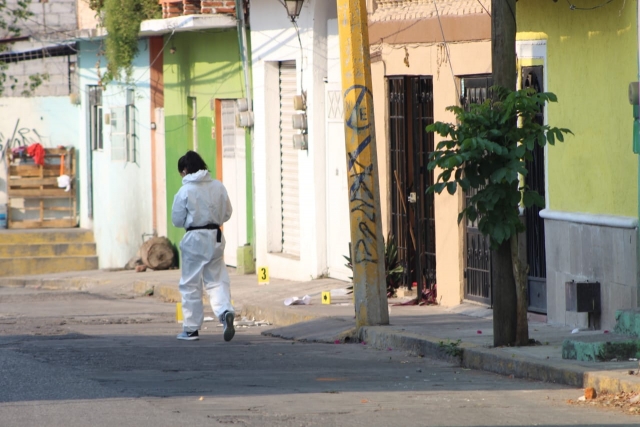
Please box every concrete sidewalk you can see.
[2,268,640,394]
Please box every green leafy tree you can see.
[95,0,161,84]
[0,0,34,96]
[427,86,572,346]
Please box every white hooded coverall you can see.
[171,170,234,333]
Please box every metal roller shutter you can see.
[279,61,300,257]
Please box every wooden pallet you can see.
[6,147,77,229]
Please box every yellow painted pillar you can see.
[337,0,389,327]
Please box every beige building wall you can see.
[371,40,491,307]
[77,0,101,31]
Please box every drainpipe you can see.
[637,0,640,307]
[235,0,252,113]
[235,0,257,256]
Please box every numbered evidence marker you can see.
[258,267,270,285]
[322,291,331,305]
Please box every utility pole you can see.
[337,0,389,328]
[491,0,518,347]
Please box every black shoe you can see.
[223,312,235,342]
[177,330,199,341]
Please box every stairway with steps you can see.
[0,229,99,277]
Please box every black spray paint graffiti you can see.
[344,84,378,265]
[0,119,44,161]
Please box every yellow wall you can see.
[517,1,638,217]
[372,41,491,306]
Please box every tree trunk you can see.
[141,237,175,270]
[511,233,529,346]
[491,0,517,91]
[491,0,518,347]
[492,241,517,346]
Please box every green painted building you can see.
[162,27,253,268]
[517,0,639,330]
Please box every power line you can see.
[432,0,459,101]
[477,0,491,16]
[565,0,614,10]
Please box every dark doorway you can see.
[460,76,493,306]
[522,66,547,314]
[388,76,436,300]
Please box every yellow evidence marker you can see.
[258,266,270,285]
[176,302,183,322]
[322,291,331,305]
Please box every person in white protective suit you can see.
[171,150,235,341]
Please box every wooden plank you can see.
[44,148,72,156]
[8,177,59,187]
[8,188,73,198]
[8,218,77,229]
[9,165,59,177]
[18,206,74,211]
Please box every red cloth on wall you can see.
[26,143,45,166]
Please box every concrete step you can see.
[615,309,640,338]
[0,229,95,245]
[562,333,640,362]
[0,256,99,277]
[0,243,96,258]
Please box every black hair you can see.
[178,150,208,174]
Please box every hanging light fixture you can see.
[284,0,304,22]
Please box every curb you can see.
[0,276,108,291]
[359,326,640,393]
[5,275,639,394]
[132,280,183,303]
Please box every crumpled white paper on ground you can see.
[284,295,311,306]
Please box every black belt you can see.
[186,224,221,242]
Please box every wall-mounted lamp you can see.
[150,122,157,130]
[284,0,304,22]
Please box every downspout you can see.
[637,0,640,307]
[235,0,252,113]
[235,0,256,254]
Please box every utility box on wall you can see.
[565,281,601,313]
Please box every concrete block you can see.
[0,256,99,277]
[565,310,589,329]
[546,271,561,325]
[0,230,95,245]
[601,227,615,284]
[0,243,96,258]
[603,283,636,330]
[543,220,560,273]
[562,334,640,362]
[236,245,255,275]
[569,223,583,276]
[615,309,640,337]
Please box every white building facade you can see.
[250,0,351,282]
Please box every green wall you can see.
[164,29,253,247]
[517,1,638,217]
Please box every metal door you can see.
[461,76,493,306]
[522,66,547,314]
[388,76,436,298]
[279,61,300,257]
[221,100,248,267]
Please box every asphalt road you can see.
[0,286,638,427]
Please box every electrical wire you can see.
[565,0,615,10]
[476,0,491,16]
[432,0,459,100]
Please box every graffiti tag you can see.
[344,84,378,265]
